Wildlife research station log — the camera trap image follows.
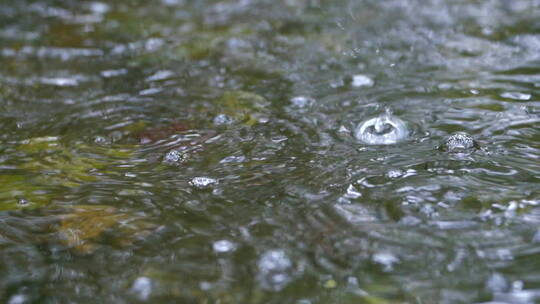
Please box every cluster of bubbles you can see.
[354,109,478,152]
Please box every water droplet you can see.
[213,240,236,253]
[93,136,108,145]
[440,132,478,153]
[500,92,531,101]
[163,150,187,164]
[257,249,293,291]
[189,177,218,189]
[354,113,409,145]
[351,74,374,88]
[290,96,315,108]
[131,277,152,301]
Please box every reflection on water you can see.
[0,0,539,302]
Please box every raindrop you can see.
[213,240,236,253]
[189,177,218,189]
[354,112,409,145]
[131,277,152,301]
[257,249,293,291]
[439,132,478,153]
[500,92,531,101]
[351,74,374,88]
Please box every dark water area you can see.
[0,0,539,303]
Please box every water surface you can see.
[1,0,539,303]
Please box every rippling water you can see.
[0,0,539,303]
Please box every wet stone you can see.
[440,132,478,153]
[354,113,409,145]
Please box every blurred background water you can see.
[0,0,539,303]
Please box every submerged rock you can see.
[354,112,409,145]
[440,132,478,153]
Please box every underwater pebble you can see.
[440,132,477,153]
[257,249,293,291]
[131,277,152,301]
[189,177,218,189]
[351,74,374,88]
[354,112,409,145]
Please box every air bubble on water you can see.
[354,111,409,145]
[17,198,29,206]
[440,132,477,153]
[500,92,531,101]
[189,177,218,189]
[257,249,293,291]
[163,150,187,164]
[131,277,152,301]
[290,96,315,108]
[213,240,236,253]
[351,74,374,88]
[213,114,234,125]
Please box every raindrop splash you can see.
[354,111,409,145]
